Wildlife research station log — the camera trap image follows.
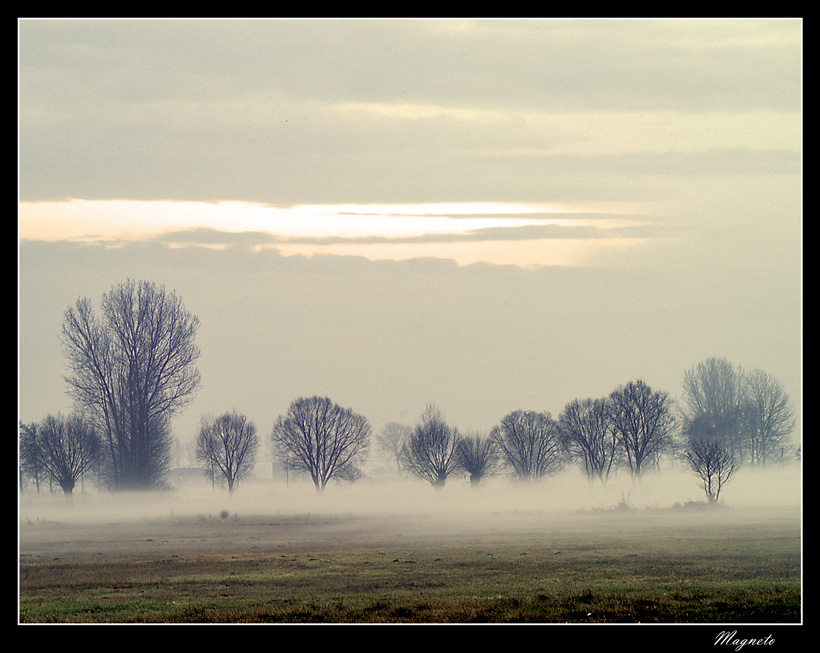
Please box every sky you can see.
[18,18,802,466]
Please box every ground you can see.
[18,478,802,627]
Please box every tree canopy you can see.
[271,396,371,491]
[62,279,201,489]
[491,410,563,482]
[196,411,258,493]
[401,405,461,489]
[608,380,675,480]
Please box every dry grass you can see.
[18,504,801,624]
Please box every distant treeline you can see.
[19,279,797,507]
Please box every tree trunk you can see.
[60,480,75,505]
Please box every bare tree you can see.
[742,368,795,467]
[271,396,370,492]
[682,417,738,503]
[34,413,102,502]
[608,380,675,480]
[401,405,461,489]
[19,422,45,493]
[558,397,619,484]
[491,410,563,482]
[61,279,201,489]
[681,358,746,463]
[196,411,259,493]
[456,431,499,487]
[376,422,412,474]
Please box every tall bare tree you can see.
[271,396,370,492]
[196,411,259,493]
[491,410,564,482]
[401,405,461,489]
[680,357,746,463]
[742,368,795,466]
[61,279,201,489]
[558,397,619,484]
[608,380,675,480]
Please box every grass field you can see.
[18,491,801,625]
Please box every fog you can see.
[18,25,801,617]
[18,463,801,534]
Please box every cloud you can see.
[19,19,801,205]
[154,227,280,247]
[20,197,660,269]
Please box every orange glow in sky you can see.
[18,198,649,268]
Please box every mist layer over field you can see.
[19,463,802,627]
[18,464,801,533]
